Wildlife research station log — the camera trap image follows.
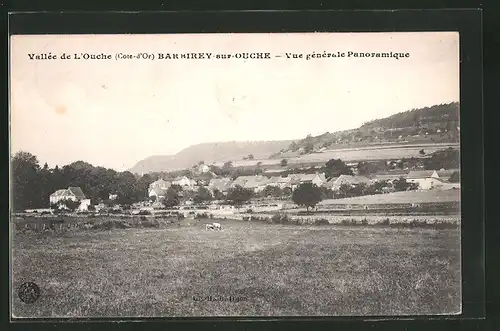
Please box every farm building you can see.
[148,179,171,198]
[172,176,196,189]
[325,175,372,191]
[371,170,409,183]
[208,178,233,193]
[267,176,292,189]
[49,187,87,204]
[407,170,441,190]
[289,173,326,189]
[436,169,460,181]
[77,199,92,211]
[148,187,168,200]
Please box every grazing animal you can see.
[205,224,214,231]
[212,222,222,230]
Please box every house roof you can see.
[208,178,232,191]
[149,178,170,187]
[324,177,339,188]
[332,175,372,186]
[436,169,459,178]
[68,187,86,199]
[50,189,68,197]
[373,174,407,181]
[149,187,167,196]
[290,174,322,183]
[407,170,438,179]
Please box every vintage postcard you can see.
[10,32,461,318]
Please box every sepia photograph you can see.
[10,32,461,318]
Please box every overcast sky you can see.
[10,32,459,171]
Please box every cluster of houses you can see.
[147,168,460,200]
[44,168,459,211]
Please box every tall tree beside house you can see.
[448,171,460,183]
[393,177,419,191]
[212,188,225,200]
[193,186,213,204]
[292,182,323,210]
[225,185,254,207]
[163,185,182,208]
[134,174,153,200]
[324,158,353,179]
[424,148,460,170]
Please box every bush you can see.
[361,218,368,226]
[138,210,151,215]
[315,218,330,226]
[379,218,391,226]
[271,214,281,223]
[271,213,290,224]
[246,209,253,213]
[140,219,160,228]
[242,216,250,221]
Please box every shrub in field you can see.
[271,214,281,223]
[379,218,391,226]
[315,218,330,226]
[140,219,160,228]
[271,214,290,224]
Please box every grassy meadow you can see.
[319,190,461,206]
[11,217,461,318]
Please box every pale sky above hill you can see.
[10,32,459,171]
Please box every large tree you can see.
[11,151,42,210]
[163,185,182,208]
[292,182,323,210]
[424,148,460,170]
[193,186,213,204]
[324,158,353,179]
[225,185,254,207]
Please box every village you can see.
[41,158,460,219]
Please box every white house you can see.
[406,170,440,190]
[172,176,193,188]
[289,173,327,190]
[49,187,87,204]
[198,164,210,173]
[77,199,92,211]
[148,179,171,199]
[149,187,168,199]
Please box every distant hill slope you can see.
[129,140,293,174]
[130,102,459,174]
[275,102,459,158]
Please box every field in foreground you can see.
[12,219,461,317]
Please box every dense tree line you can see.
[11,151,153,211]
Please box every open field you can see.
[12,218,461,317]
[319,190,461,206]
[214,143,459,168]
